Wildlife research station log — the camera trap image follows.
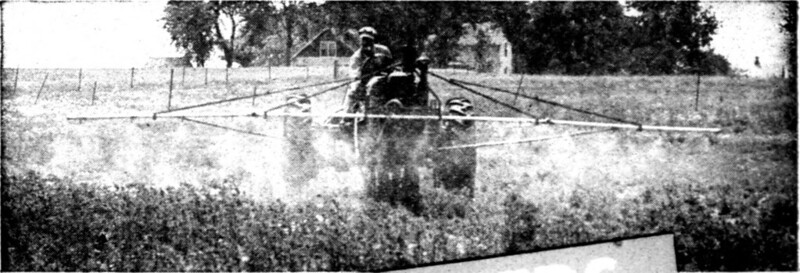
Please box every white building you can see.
[454,23,514,75]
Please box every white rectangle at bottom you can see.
[386,233,676,273]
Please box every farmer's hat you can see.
[359,26,377,40]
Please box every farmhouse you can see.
[291,28,359,67]
[452,23,513,74]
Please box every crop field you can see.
[1,67,796,271]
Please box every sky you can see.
[3,1,179,68]
[2,1,791,76]
[702,1,788,77]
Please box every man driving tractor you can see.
[342,26,393,116]
[327,26,476,214]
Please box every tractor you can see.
[287,45,478,214]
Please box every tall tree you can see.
[237,1,279,66]
[490,1,724,75]
[163,1,216,67]
[163,1,263,67]
[241,1,319,66]
[628,0,718,74]
[210,1,249,68]
[779,1,797,79]
[491,2,628,74]
[530,2,627,74]
[234,2,271,66]
[278,1,301,66]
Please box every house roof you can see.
[291,28,359,60]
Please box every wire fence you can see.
[4,63,345,92]
[1,63,360,111]
[1,62,506,117]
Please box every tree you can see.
[533,2,628,74]
[490,2,628,74]
[697,50,731,75]
[163,1,265,68]
[489,1,725,75]
[237,1,279,65]
[163,2,217,67]
[779,1,797,79]
[238,1,321,66]
[778,1,797,133]
[210,1,250,68]
[627,0,718,74]
[278,1,301,66]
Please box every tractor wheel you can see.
[334,101,366,142]
[432,97,477,198]
[362,99,423,215]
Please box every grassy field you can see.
[1,67,797,271]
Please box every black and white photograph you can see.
[1,0,797,272]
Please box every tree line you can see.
[163,1,745,75]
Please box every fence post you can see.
[306,66,309,80]
[168,69,174,110]
[695,73,701,111]
[513,74,525,105]
[252,86,257,106]
[91,81,97,105]
[12,67,19,94]
[182,66,185,86]
[204,68,208,86]
[77,68,82,92]
[130,67,134,89]
[35,73,49,104]
[225,68,229,86]
[268,61,271,80]
[333,60,338,79]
